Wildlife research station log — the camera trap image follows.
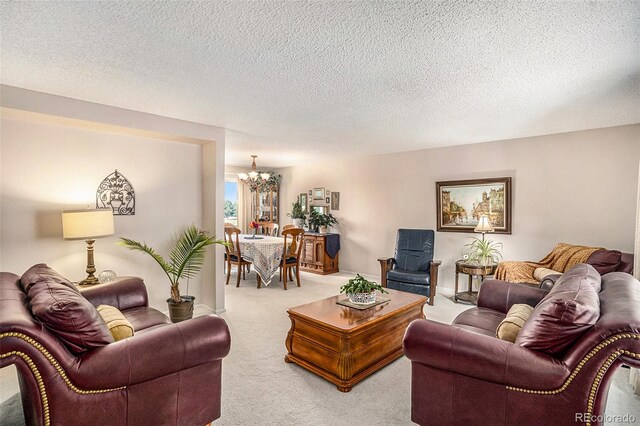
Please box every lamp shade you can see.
[62,209,114,240]
[474,215,495,233]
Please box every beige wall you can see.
[0,117,203,308]
[279,124,640,289]
[0,86,228,311]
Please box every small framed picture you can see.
[308,189,312,195]
[326,190,331,196]
[313,187,325,200]
[299,193,308,213]
[331,192,340,210]
[325,197,330,204]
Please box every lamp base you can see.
[79,275,100,286]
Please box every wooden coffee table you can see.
[284,288,427,392]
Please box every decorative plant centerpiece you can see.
[465,237,503,266]
[118,225,227,322]
[291,200,305,228]
[248,220,260,237]
[340,274,388,304]
[308,210,338,233]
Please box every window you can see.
[224,180,238,226]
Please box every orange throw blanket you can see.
[494,243,601,284]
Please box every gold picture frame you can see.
[436,177,512,234]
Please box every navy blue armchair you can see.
[378,229,441,305]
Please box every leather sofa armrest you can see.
[403,319,569,389]
[378,257,395,287]
[80,277,148,310]
[477,279,548,313]
[539,274,563,291]
[72,314,231,389]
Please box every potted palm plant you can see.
[118,225,227,322]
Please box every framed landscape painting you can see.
[436,177,512,234]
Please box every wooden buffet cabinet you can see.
[300,233,339,275]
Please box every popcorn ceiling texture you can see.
[1,1,638,167]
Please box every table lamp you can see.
[474,214,494,241]
[62,209,114,285]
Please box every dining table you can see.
[238,234,289,286]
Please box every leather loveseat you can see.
[404,264,640,426]
[0,264,231,426]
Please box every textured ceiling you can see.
[1,1,639,168]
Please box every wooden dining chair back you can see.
[282,224,297,232]
[280,228,305,290]
[223,227,252,287]
[261,222,279,237]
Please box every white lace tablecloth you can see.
[239,235,287,286]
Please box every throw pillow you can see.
[587,250,622,275]
[516,264,600,356]
[533,267,562,282]
[496,304,534,343]
[21,264,114,354]
[97,305,134,341]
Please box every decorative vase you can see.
[252,228,257,238]
[347,291,377,305]
[167,295,195,323]
[319,225,328,234]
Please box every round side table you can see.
[454,260,497,305]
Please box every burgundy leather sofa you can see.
[540,251,633,290]
[0,266,231,426]
[404,266,640,426]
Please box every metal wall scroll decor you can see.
[96,169,135,215]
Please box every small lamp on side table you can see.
[62,209,114,285]
[474,214,494,241]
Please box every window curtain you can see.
[237,178,253,234]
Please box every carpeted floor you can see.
[1,271,639,425]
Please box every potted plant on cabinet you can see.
[340,273,388,304]
[118,225,227,322]
[308,210,338,233]
[291,200,305,228]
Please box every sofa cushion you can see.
[516,264,600,356]
[21,264,114,354]
[122,306,172,333]
[496,304,534,343]
[97,305,134,341]
[533,267,561,282]
[453,307,506,337]
[587,250,622,275]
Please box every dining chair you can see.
[282,224,297,231]
[279,228,305,290]
[224,227,252,287]
[260,222,278,236]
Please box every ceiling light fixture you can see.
[238,155,270,182]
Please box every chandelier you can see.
[238,155,270,182]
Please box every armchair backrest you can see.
[619,252,634,274]
[562,271,640,369]
[224,227,242,257]
[394,229,434,272]
[282,228,305,259]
